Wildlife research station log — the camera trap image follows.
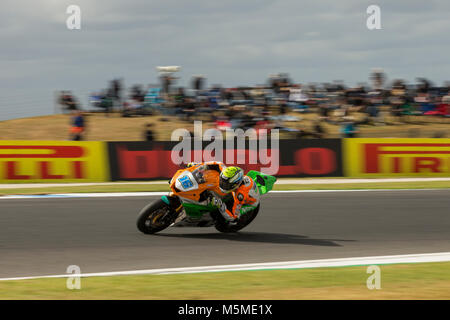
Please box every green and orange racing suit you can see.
[186,161,260,222]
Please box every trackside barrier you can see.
[344,138,450,177]
[3,138,448,183]
[0,141,110,183]
[106,139,344,181]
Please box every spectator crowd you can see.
[58,70,450,140]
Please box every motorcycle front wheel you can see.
[136,199,174,234]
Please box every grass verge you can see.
[0,262,449,299]
[1,180,450,195]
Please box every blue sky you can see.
[1,0,449,120]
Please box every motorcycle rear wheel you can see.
[136,199,173,234]
[214,205,260,233]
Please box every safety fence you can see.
[1,139,450,182]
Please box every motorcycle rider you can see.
[186,162,260,223]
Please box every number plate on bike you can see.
[178,175,194,189]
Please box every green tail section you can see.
[246,170,277,195]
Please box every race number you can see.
[178,175,194,189]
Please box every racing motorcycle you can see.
[136,166,276,234]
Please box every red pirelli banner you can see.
[106,140,344,180]
[344,138,450,177]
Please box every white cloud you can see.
[0,0,449,120]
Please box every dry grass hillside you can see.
[0,112,449,141]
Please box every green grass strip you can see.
[1,262,449,300]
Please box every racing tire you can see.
[214,205,260,233]
[136,199,174,234]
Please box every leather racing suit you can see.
[186,161,260,222]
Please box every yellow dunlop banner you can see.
[0,141,110,183]
[344,138,450,177]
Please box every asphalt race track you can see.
[1,190,449,278]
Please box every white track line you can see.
[271,189,446,193]
[0,181,168,189]
[0,189,448,200]
[2,177,450,189]
[1,252,449,281]
[277,177,450,184]
[0,192,167,199]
